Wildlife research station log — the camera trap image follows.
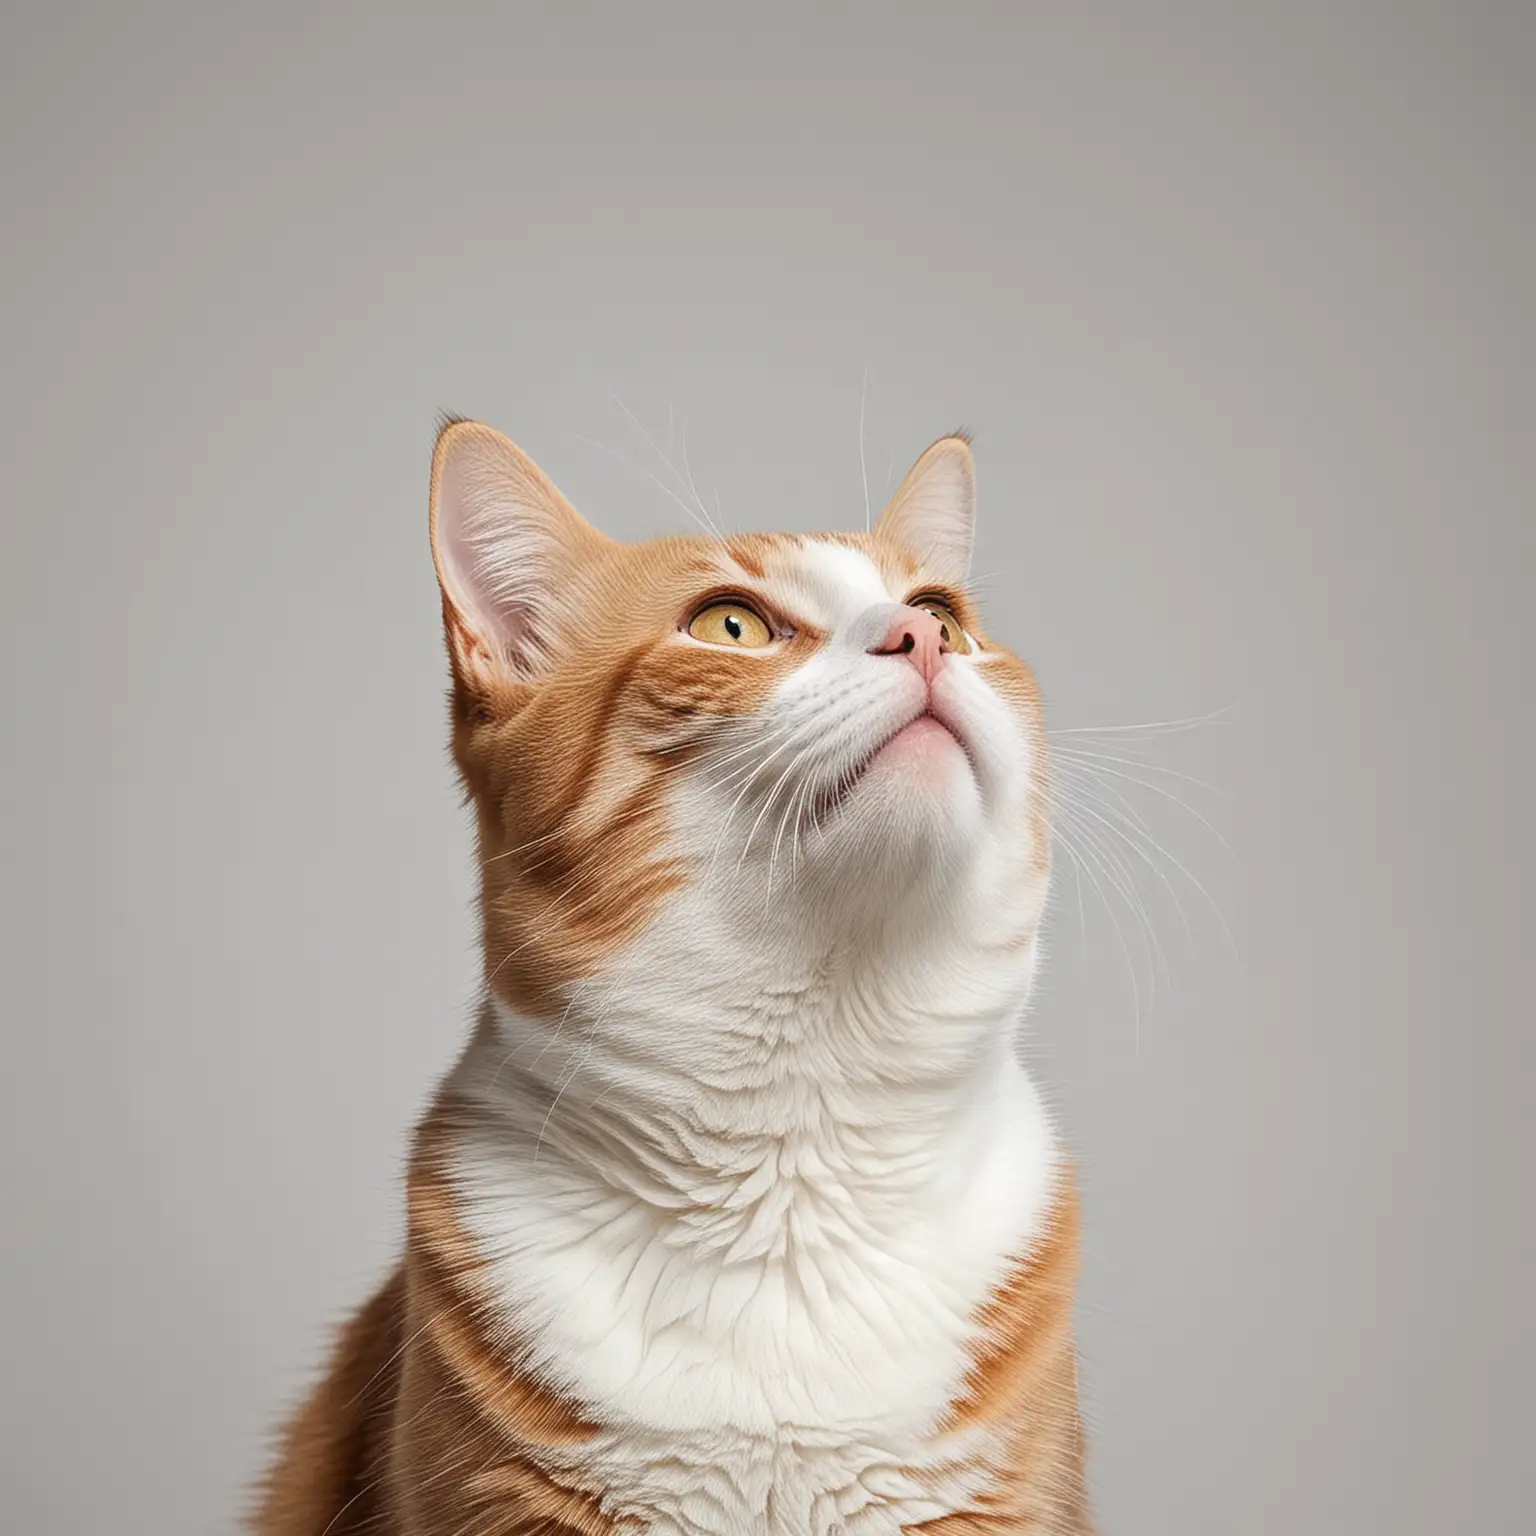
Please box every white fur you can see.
[445,536,1058,1534]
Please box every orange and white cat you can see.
[253,420,1094,1534]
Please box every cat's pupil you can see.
[725,614,743,639]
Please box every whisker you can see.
[1054,752,1231,856]
[765,739,822,902]
[575,433,717,539]
[609,392,723,537]
[1051,705,1235,737]
[678,419,725,537]
[744,737,819,888]
[1050,817,1149,1048]
[859,365,871,533]
[703,711,837,885]
[1055,798,1167,986]
[1053,742,1231,804]
[1056,765,1233,952]
[1055,782,1190,962]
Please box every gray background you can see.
[1,3,1530,1532]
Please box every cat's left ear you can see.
[876,433,975,584]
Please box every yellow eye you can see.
[687,601,774,648]
[913,597,974,655]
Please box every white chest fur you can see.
[446,1008,1058,1535]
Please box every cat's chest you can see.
[463,1215,998,1533]
[453,1129,1043,1439]
[452,1155,1045,1534]
[549,1423,991,1536]
[445,1050,1058,1531]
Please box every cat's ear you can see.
[429,420,611,689]
[876,434,976,584]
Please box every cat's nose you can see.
[868,606,949,684]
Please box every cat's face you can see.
[430,422,1049,1028]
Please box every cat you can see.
[251,419,1095,1535]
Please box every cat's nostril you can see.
[869,607,946,677]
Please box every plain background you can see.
[2,3,1531,1532]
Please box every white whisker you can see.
[1051,705,1235,737]
[612,392,722,537]
[859,365,871,533]
[575,433,717,539]
[1056,763,1233,952]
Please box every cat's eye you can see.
[688,600,774,649]
[912,597,974,655]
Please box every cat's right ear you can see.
[428,420,611,695]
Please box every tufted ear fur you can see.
[428,420,613,692]
[877,434,976,584]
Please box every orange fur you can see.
[911,1178,1091,1533]
[252,1087,617,1534]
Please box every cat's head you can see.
[429,421,1050,1040]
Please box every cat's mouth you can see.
[811,708,973,820]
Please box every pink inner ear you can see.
[436,452,538,661]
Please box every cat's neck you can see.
[443,978,1055,1265]
[433,983,1063,1450]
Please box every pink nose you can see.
[869,606,949,684]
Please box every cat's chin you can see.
[819,735,985,876]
